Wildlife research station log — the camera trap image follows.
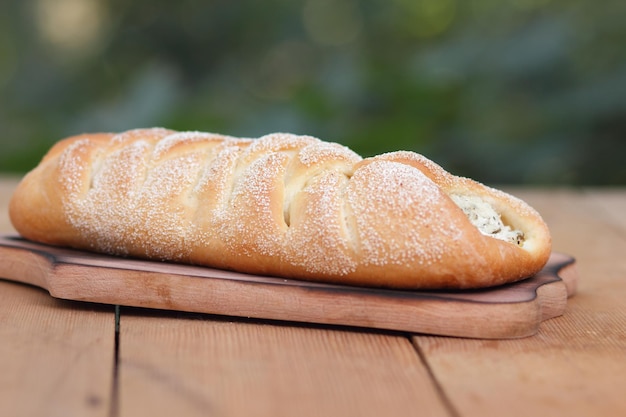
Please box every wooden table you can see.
[1,176,625,417]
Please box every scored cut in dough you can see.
[9,128,552,289]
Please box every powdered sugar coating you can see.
[111,127,172,145]
[58,138,92,196]
[298,141,361,168]
[64,138,154,254]
[347,160,463,268]
[286,170,357,275]
[220,152,288,258]
[153,131,248,158]
[59,131,475,267]
[23,127,550,288]
[245,133,315,159]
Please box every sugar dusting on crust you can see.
[298,141,361,167]
[244,133,316,161]
[53,128,535,281]
[218,152,287,258]
[348,160,462,268]
[135,152,205,258]
[153,131,249,158]
[56,130,459,272]
[58,138,92,196]
[111,127,173,145]
[286,171,358,275]
[63,138,154,255]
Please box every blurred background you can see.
[0,0,624,185]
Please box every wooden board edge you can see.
[0,235,578,339]
[0,244,53,290]
[45,261,543,339]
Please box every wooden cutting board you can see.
[0,234,577,339]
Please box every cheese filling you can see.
[450,194,524,246]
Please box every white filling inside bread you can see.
[450,194,524,246]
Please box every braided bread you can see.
[9,128,551,289]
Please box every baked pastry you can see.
[9,128,551,289]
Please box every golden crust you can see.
[9,128,551,289]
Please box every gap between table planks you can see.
[0,280,115,417]
[116,308,453,417]
[413,188,626,417]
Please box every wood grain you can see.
[0,280,115,417]
[414,189,626,417]
[0,236,576,339]
[117,310,448,417]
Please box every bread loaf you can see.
[9,128,551,289]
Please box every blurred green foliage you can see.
[0,0,625,184]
